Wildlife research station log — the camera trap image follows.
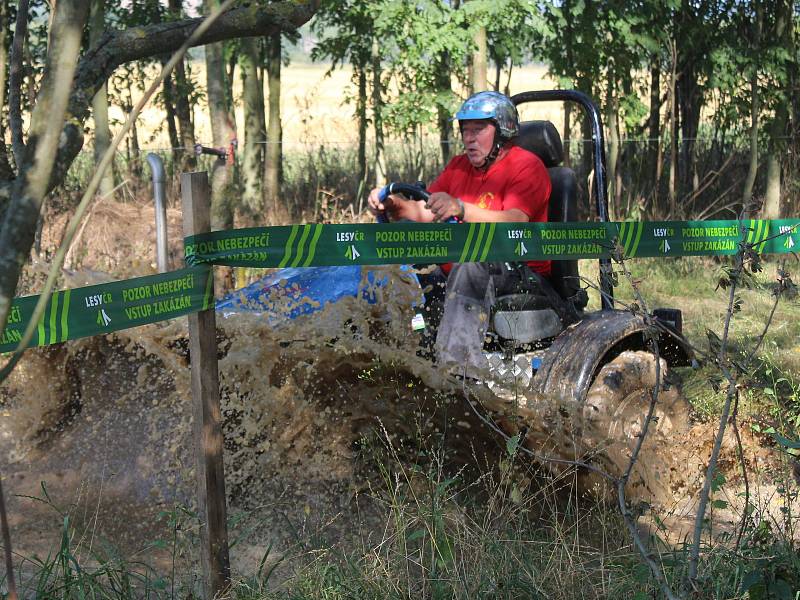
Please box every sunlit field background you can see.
[112,61,563,150]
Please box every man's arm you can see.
[426,192,528,223]
[367,187,435,222]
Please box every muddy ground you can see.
[1,197,793,579]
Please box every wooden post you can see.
[181,172,230,598]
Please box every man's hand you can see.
[367,186,415,221]
[367,186,390,217]
[426,192,465,222]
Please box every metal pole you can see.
[146,153,169,273]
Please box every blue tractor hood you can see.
[215,265,416,322]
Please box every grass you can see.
[11,516,173,599]
[6,384,800,599]
[585,255,800,428]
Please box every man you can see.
[368,91,570,375]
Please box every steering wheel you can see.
[378,182,430,203]
[377,182,438,223]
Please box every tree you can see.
[376,0,473,169]
[0,0,13,180]
[264,31,285,223]
[312,0,379,201]
[760,0,794,219]
[240,36,266,216]
[167,0,197,172]
[204,0,237,231]
[0,0,320,342]
[672,0,730,202]
[90,0,115,198]
[483,0,544,96]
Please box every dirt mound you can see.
[20,197,186,298]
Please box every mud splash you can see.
[0,266,485,563]
[0,264,787,569]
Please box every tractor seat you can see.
[491,120,584,345]
[492,291,562,344]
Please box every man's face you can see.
[460,119,496,167]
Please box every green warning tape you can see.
[184,219,800,267]
[2,219,797,355]
[0,266,213,354]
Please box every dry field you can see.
[113,61,565,150]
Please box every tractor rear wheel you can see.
[579,350,691,503]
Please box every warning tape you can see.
[184,219,800,267]
[2,219,797,354]
[0,266,213,354]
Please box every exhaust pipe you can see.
[146,153,169,273]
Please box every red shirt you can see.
[428,145,552,276]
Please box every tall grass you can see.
[6,393,800,599]
[228,423,800,599]
[11,515,170,599]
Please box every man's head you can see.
[455,91,519,168]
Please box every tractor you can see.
[218,90,696,502]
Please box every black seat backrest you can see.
[514,121,564,168]
[513,121,583,306]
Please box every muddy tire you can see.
[579,350,690,503]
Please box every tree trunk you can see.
[741,72,759,206]
[667,40,677,216]
[763,0,790,219]
[577,74,593,192]
[144,0,180,165]
[168,0,196,171]
[676,42,703,203]
[742,1,762,207]
[173,61,196,170]
[240,37,264,216]
[123,78,143,179]
[264,31,285,223]
[226,45,237,111]
[162,75,180,162]
[563,102,571,168]
[0,0,12,179]
[0,0,89,332]
[763,109,785,219]
[785,0,795,213]
[204,0,237,230]
[606,86,619,220]
[436,53,453,166]
[561,0,573,170]
[0,0,8,140]
[647,57,661,202]
[371,38,386,187]
[90,0,115,197]
[9,0,30,169]
[471,25,487,93]
[356,60,368,208]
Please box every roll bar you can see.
[511,90,614,309]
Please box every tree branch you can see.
[44,1,320,201]
[8,0,30,170]
[612,247,681,600]
[687,248,744,586]
[0,0,89,347]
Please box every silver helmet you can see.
[454,91,519,141]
